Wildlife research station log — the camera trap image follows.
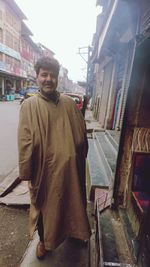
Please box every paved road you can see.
[0,100,20,182]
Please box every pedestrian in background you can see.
[82,94,88,117]
[18,56,91,259]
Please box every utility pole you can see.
[77,46,92,96]
[77,46,88,63]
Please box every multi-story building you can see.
[0,0,26,96]
[58,66,74,93]
[37,43,55,59]
[20,21,40,89]
[0,0,58,98]
[0,0,74,98]
[90,0,138,130]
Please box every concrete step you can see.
[87,130,119,204]
[0,166,19,197]
[94,131,118,176]
[87,138,110,200]
[104,130,120,150]
[105,130,119,154]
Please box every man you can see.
[18,56,91,259]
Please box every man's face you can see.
[37,68,58,95]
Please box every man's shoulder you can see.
[60,94,84,120]
[24,94,38,103]
[60,94,75,105]
[21,95,38,110]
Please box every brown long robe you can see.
[18,92,91,250]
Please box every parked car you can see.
[19,88,27,96]
[14,93,22,100]
[64,93,83,111]
[20,86,39,104]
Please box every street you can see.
[0,100,20,183]
[0,101,30,267]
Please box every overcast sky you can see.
[15,0,98,82]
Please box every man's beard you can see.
[41,83,57,96]
[40,85,58,100]
[40,87,60,102]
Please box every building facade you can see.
[89,0,150,266]
[0,0,25,96]
[90,0,138,130]
[113,1,150,266]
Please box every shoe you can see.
[36,241,47,260]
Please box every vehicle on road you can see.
[63,93,83,111]
[20,86,39,104]
[19,88,27,96]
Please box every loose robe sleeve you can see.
[18,101,33,180]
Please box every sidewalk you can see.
[85,109,102,132]
[20,232,89,267]
[19,202,94,267]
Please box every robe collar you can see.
[38,90,60,104]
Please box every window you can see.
[5,30,13,48]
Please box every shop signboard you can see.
[0,61,5,71]
[0,43,21,60]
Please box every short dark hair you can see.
[34,56,60,76]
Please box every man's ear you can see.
[54,75,58,85]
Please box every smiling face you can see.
[37,68,58,95]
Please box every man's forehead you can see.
[39,68,55,74]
